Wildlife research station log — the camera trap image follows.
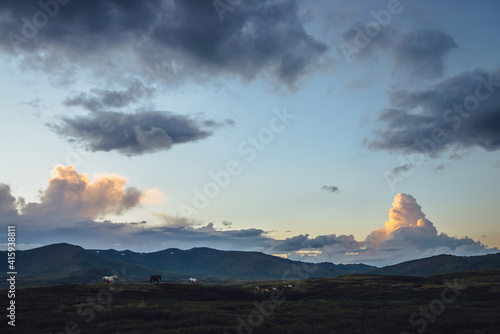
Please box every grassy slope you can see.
[1,269,499,333]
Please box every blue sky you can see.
[0,0,499,266]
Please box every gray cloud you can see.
[273,233,360,252]
[49,110,232,156]
[386,163,414,180]
[0,0,329,89]
[390,29,457,79]
[0,184,22,223]
[367,68,500,157]
[341,26,456,79]
[64,82,156,112]
[433,163,447,173]
[322,185,339,193]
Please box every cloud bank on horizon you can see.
[0,166,496,266]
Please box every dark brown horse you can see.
[150,275,161,284]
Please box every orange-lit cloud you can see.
[22,165,142,219]
[276,193,495,266]
[366,193,437,249]
[140,188,167,204]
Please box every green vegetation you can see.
[2,269,500,333]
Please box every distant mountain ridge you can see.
[0,243,374,287]
[366,253,500,276]
[2,243,499,287]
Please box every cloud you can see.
[374,193,437,238]
[140,188,167,204]
[0,184,22,222]
[366,68,500,157]
[386,163,414,181]
[433,163,447,173]
[0,0,329,89]
[341,26,456,79]
[322,185,339,193]
[21,165,142,220]
[273,233,361,252]
[389,29,457,79]
[64,81,156,112]
[150,214,198,228]
[49,110,232,156]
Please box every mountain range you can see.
[1,243,373,287]
[2,243,499,287]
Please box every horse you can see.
[102,275,118,283]
[187,278,198,284]
[150,275,162,284]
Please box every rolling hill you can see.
[366,253,500,276]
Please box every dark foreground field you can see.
[2,269,500,334]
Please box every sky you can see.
[0,0,499,266]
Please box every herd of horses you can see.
[102,275,295,293]
[254,284,295,294]
[101,275,199,285]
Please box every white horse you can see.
[187,278,198,284]
[102,275,118,283]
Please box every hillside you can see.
[1,243,185,287]
[0,243,374,287]
[367,253,500,276]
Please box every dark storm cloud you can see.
[321,185,339,193]
[49,110,230,156]
[367,68,500,157]
[0,0,329,89]
[341,25,456,79]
